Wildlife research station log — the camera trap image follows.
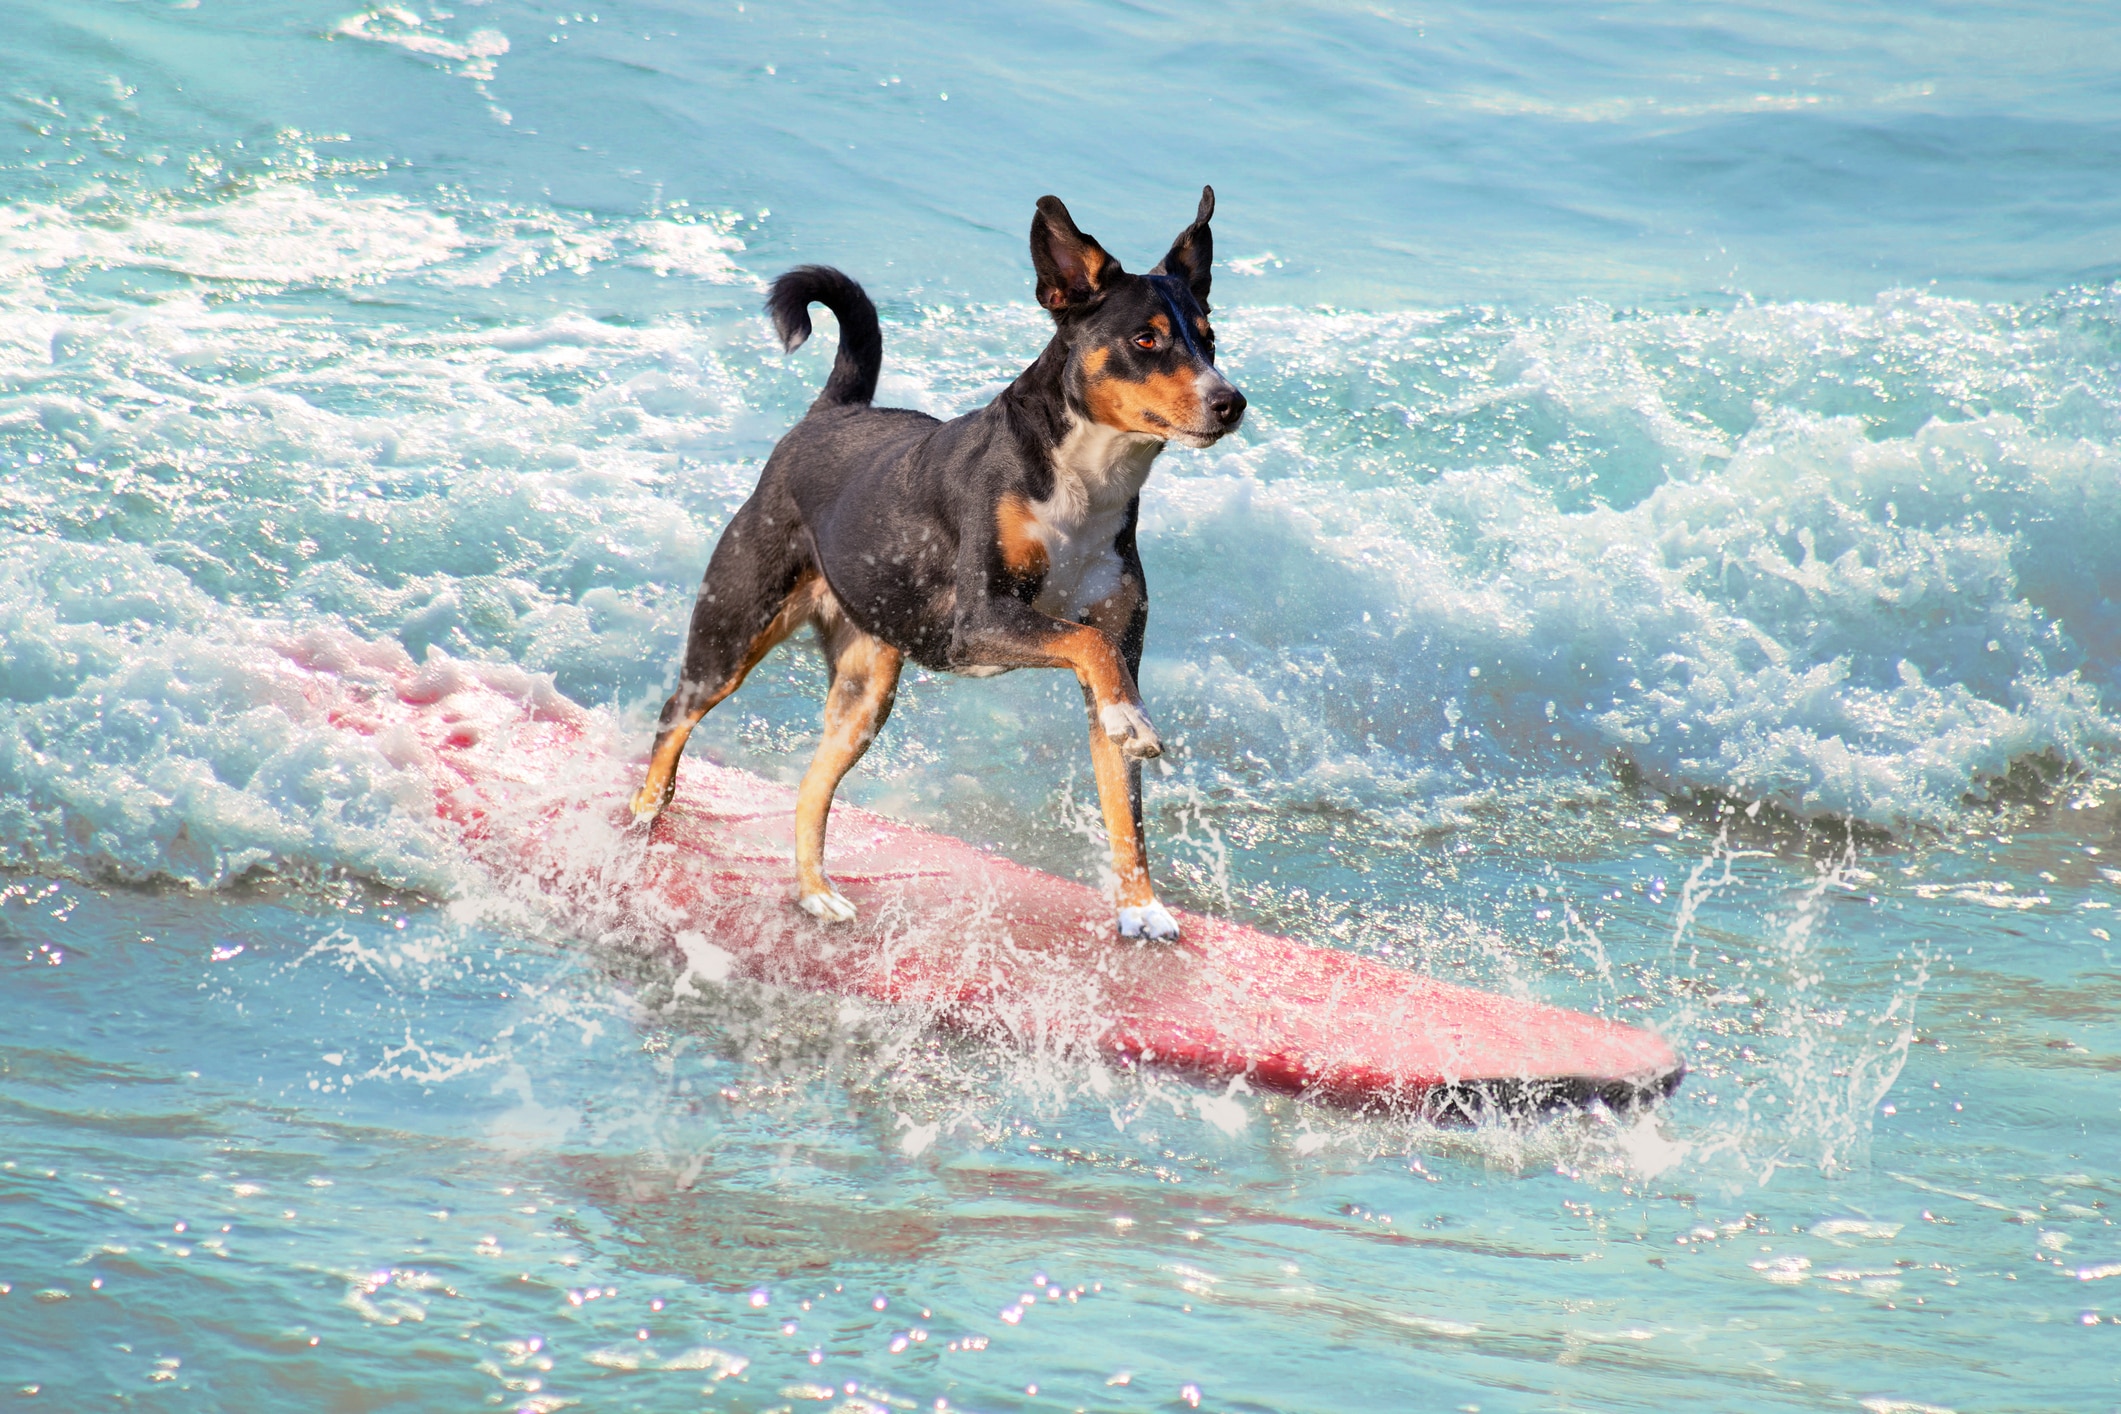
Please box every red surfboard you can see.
[301,642,1681,1116]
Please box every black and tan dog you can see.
[630,187,1245,941]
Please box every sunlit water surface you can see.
[3,1,2119,1409]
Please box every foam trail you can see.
[0,539,449,889]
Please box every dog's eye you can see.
[1132,332,1157,351]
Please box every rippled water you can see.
[3,1,2119,1409]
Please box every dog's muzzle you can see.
[1189,371,1246,443]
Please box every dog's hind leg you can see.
[793,610,902,922]
[632,497,817,820]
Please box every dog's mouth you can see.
[1142,402,1244,448]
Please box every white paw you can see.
[798,886,858,923]
[1099,702,1163,760]
[1117,899,1180,941]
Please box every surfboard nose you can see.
[1368,987,1687,1115]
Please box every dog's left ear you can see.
[1151,185,1215,309]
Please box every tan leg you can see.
[1009,629,1175,939]
[630,576,823,819]
[1082,683,1154,908]
[793,625,902,922]
[1075,585,1176,941]
[1037,626,1161,894]
[630,683,740,819]
[934,582,1174,940]
[1035,623,1163,760]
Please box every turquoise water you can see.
[4,0,2120,1408]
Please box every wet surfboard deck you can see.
[309,647,1683,1116]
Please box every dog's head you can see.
[1030,187,1246,448]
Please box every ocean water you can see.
[4,0,2120,1409]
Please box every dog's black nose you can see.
[1210,385,1247,426]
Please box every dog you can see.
[629,186,1245,941]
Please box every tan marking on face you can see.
[996,493,1050,578]
[1085,365,1206,436]
[1083,364,1129,431]
[1136,368,1205,428]
[1148,312,1171,336]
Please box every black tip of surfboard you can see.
[1413,1062,1686,1126]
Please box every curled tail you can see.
[767,265,882,408]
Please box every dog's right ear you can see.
[1031,196,1120,314]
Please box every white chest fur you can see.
[1028,419,1163,620]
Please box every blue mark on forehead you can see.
[1147,275,1211,362]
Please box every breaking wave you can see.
[4,181,2119,883]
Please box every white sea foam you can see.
[0,182,751,300]
[0,185,468,289]
[1131,298,2121,830]
[1139,414,2119,830]
[331,8,511,81]
[625,218,754,284]
[0,540,449,888]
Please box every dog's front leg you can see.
[952,598,1178,941]
[1074,581,1176,940]
[1076,679,1177,940]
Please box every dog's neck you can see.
[1003,336,1165,516]
[1048,415,1161,518]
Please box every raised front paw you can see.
[1117,899,1180,942]
[798,885,859,923]
[1098,702,1164,761]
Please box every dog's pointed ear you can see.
[1031,196,1119,314]
[1151,185,1215,309]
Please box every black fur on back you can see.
[767,265,882,408]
